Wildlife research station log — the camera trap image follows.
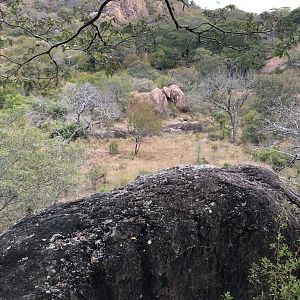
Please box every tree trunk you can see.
[230,113,239,144]
[134,136,141,156]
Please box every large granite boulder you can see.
[149,88,168,108]
[163,85,186,111]
[0,165,299,300]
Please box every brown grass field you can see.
[76,132,269,197]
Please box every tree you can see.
[0,109,81,229]
[0,0,285,87]
[267,101,300,165]
[254,72,300,117]
[62,82,99,124]
[199,70,254,143]
[61,82,121,131]
[127,100,162,156]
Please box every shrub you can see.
[97,184,112,193]
[249,217,300,300]
[87,166,108,190]
[47,102,67,120]
[109,140,119,155]
[241,110,266,144]
[211,144,218,151]
[50,123,86,141]
[252,148,288,170]
[223,162,232,168]
[221,292,234,300]
[150,47,177,70]
[207,111,231,141]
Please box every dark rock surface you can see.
[0,165,300,300]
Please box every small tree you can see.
[127,100,162,156]
[61,82,121,131]
[267,101,300,165]
[199,70,254,144]
[62,82,98,124]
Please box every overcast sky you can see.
[193,0,299,13]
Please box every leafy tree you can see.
[127,99,162,156]
[150,47,177,70]
[192,48,225,75]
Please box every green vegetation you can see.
[127,100,163,156]
[252,149,288,170]
[0,109,81,229]
[249,218,300,300]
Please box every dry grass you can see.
[76,132,269,197]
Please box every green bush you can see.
[249,217,300,300]
[87,166,108,190]
[150,47,177,70]
[252,148,288,170]
[109,140,119,155]
[47,102,67,120]
[50,123,86,140]
[223,162,232,168]
[207,111,231,141]
[241,110,266,144]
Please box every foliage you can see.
[150,47,177,70]
[252,148,288,170]
[254,72,300,116]
[207,111,231,141]
[127,99,163,156]
[108,140,119,155]
[221,291,234,300]
[249,217,300,300]
[0,110,81,228]
[50,122,86,141]
[193,48,225,75]
[87,165,108,190]
[241,110,266,144]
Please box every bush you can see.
[252,148,288,170]
[50,123,86,140]
[47,102,67,120]
[241,110,266,144]
[207,111,231,141]
[223,162,232,168]
[87,166,108,190]
[127,99,163,156]
[109,140,119,155]
[150,47,177,70]
[249,217,300,300]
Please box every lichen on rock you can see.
[0,165,299,300]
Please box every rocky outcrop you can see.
[133,85,187,112]
[259,56,288,74]
[149,88,168,107]
[0,165,299,300]
[103,0,181,22]
[163,85,187,111]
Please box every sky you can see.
[193,0,299,13]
